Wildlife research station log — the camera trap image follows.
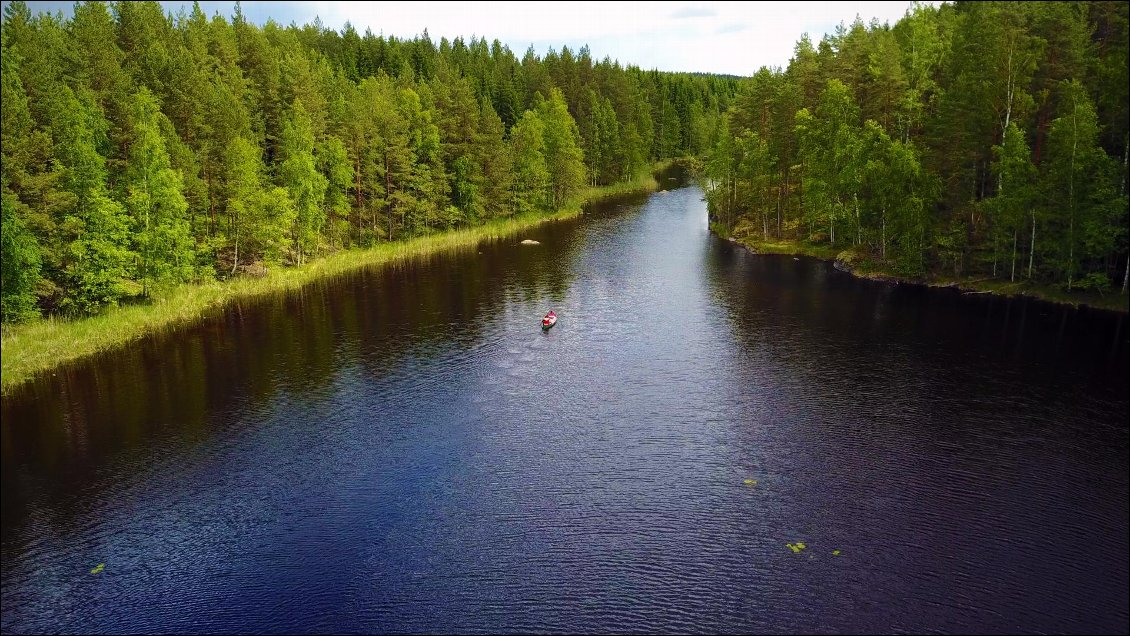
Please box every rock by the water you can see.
[520,239,540,245]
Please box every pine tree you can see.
[476,101,513,218]
[510,110,549,214]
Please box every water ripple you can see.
[2,184,1127,634]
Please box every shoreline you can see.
[0,166,667,395]
[725,236,1130,315]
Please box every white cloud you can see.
[671,6,719,19]
[310,1,931,75]
[14,0,933,76]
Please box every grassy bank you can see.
[729,235,1129,314]
[582,160,675,203]
[1,170,661,394]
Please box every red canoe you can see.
[542,311,557,330]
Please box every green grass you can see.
[729,235,842,261]
[581,160,668,203]
[730,235,1129,313]
[926,275,1129,312]
[1,175,661,394]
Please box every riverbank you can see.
[0,166,666,395]
[727,236,1130,314]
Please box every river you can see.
[2,179,1127,634]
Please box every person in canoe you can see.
[542,310,557,330]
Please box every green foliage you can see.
[41,84,136,314]
[126,88,195,293]
[224,135,264,270]
[709,221,731,240]
[983,122,1037,279]
[0,193,41,322]
[708,1,1128,294]
[253,186,297,265]
[476,101,513,219]
[4,0,1124,325]
[317,136,353,248]
[279,99,327,264]
[1,3,733,322]
[793,80,863,245]
[584,90,621,186]
[63,189,134,315]
[537,88,586,208]
[509,110,549,215]
[1074,271,1112,293]
[1042,81,1119,289]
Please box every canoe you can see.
[542,311,557,330]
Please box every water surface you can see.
[2,182,1127,634]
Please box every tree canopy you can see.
[0,0,736,320]
[705,1,1128,293]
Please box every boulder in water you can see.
[520,239,540,245]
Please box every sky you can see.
[13,1,935,76]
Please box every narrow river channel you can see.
[2,178,1127,634]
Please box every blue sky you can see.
[11,1,932,76]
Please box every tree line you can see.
[0,0,736,322]
[705,1,1128,294]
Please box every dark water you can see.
[2,181,1128,634]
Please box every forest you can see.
[0,0,735,322]
[704,1,1128,295]
[2,1,1128,326]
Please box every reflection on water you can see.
[2,177,1127,634]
